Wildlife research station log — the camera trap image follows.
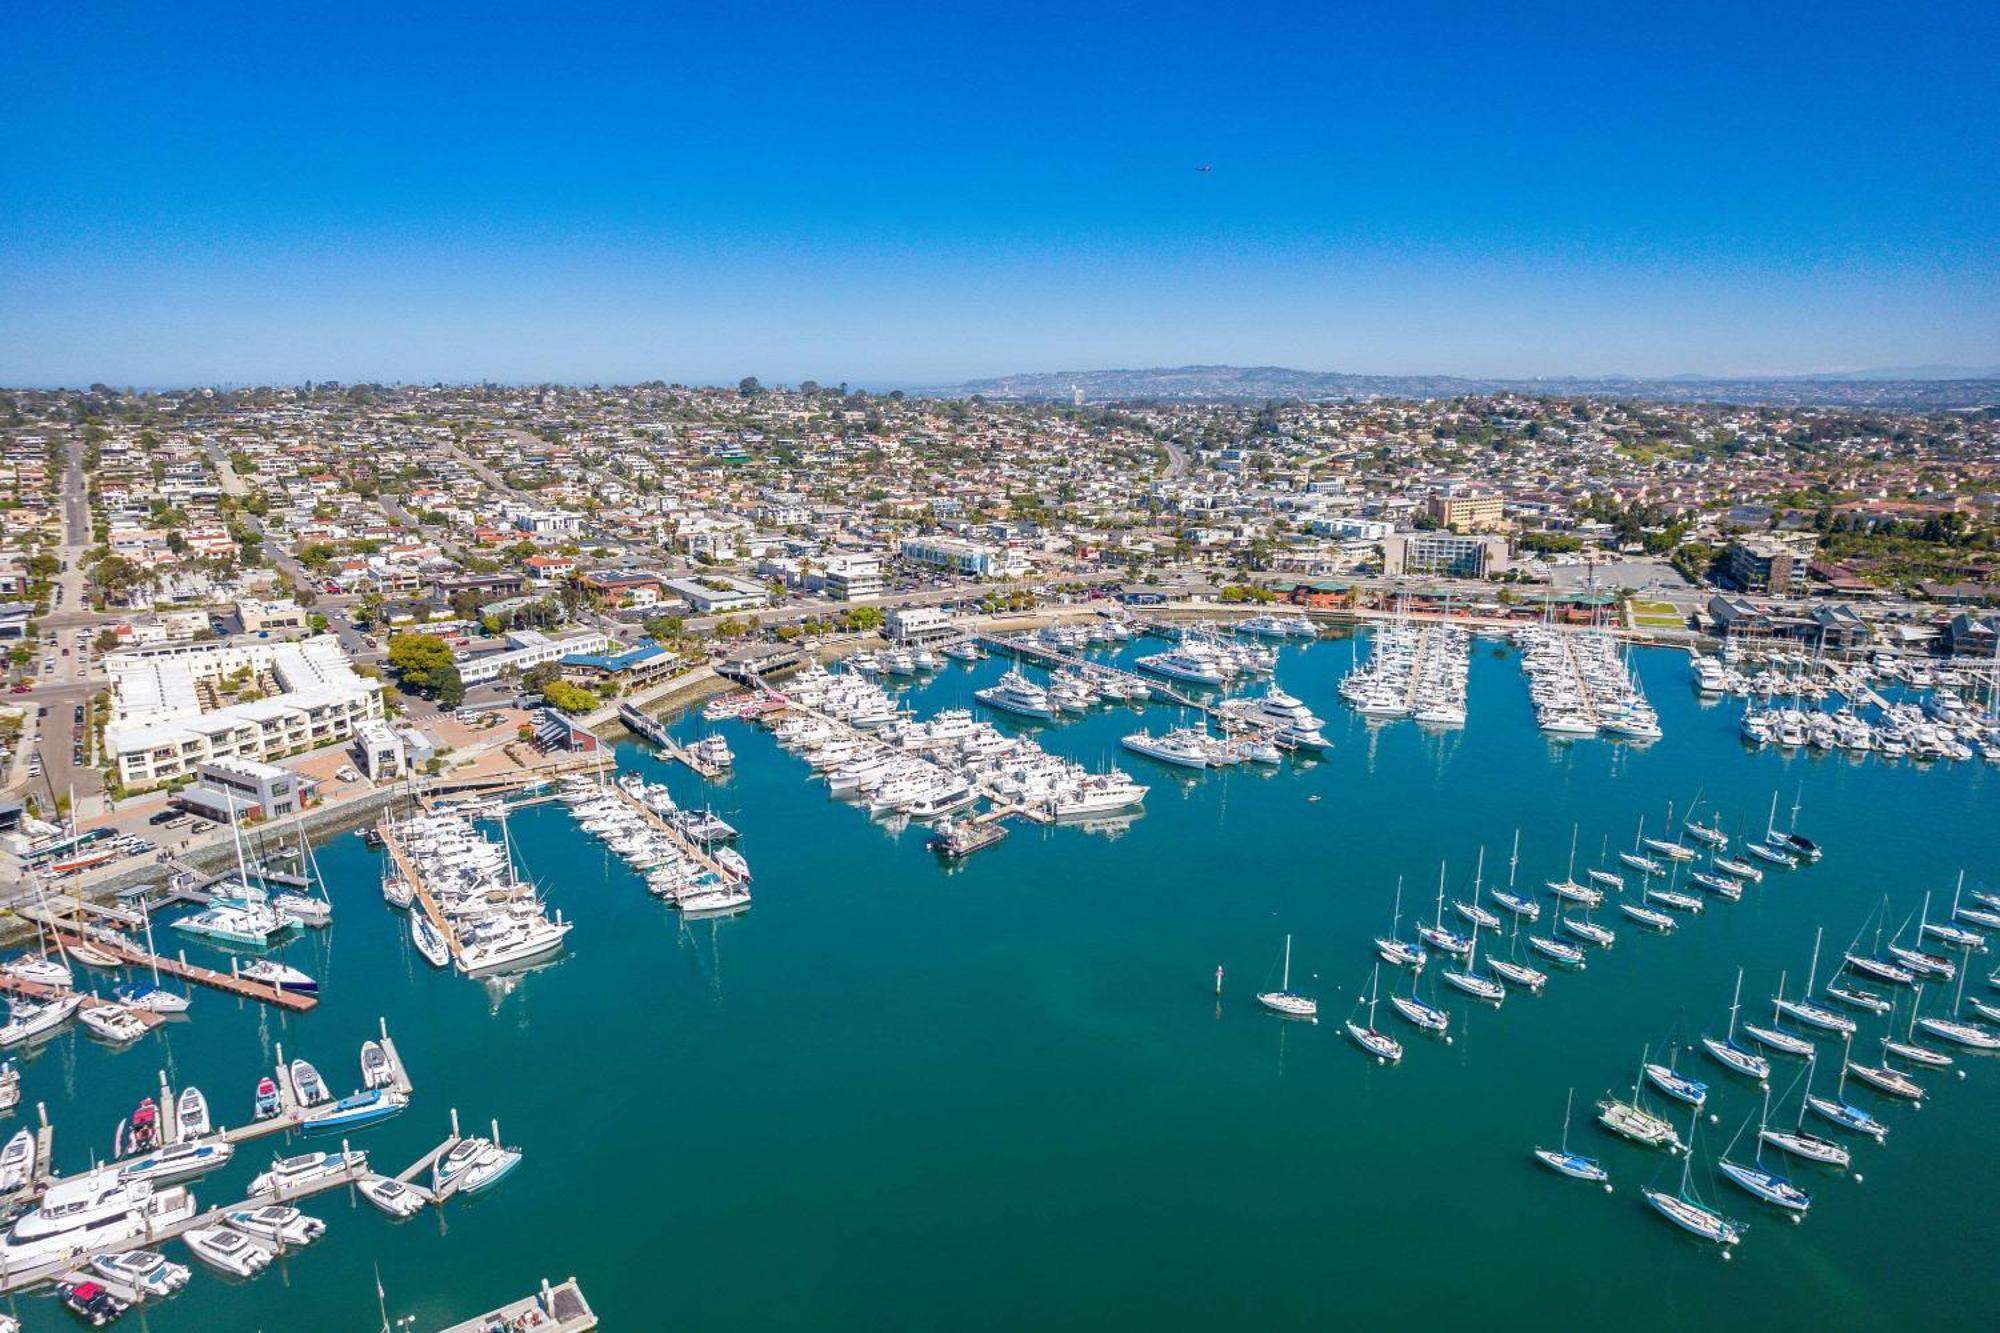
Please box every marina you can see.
[0,631,1993,1331]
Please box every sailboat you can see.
[1718,1087,1811,1216]
[1373,877,1428,970]
[1617,816,1666,877]
[1387,963,1449,1036]
[1701,968,1772,1081]
[1759,1053,1852,1167]
[1440,930,1505,1004]
[1644,1042,1709,1108]
[1741,971,1816,1057]
[1452,848,1501,932]
[1916,962,2000,1049]
[1488,911,1548,992]
[1533,1088,1608,1183]
[1415,863,1472,958]
[1922,873,1987,951]
[1643,1105,1743,1246]
[1489,830,1541,922]
[1885,892,1957,982]
[1773,929,1856,1035]
[1807,1033,1889,1140]
[112,899,191,1014]
[1255,935,1318,1022]
[1882,987,1952,1068]
[1776,782,1821,862]
[1345,964,1403,1062]
[1747,794,1798,867]
[1549,826,1607,903]
[1598,1047,1684,1151]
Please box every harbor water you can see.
[6,633,1997,1330]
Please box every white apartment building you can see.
[105,637,385,789]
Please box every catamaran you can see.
[1533,1088,1608,1183]
[1701,968,1772,1081]
[1255,935,1317,1022]
[1644,1105,1741,1246]
[1373,877,1428,970]
[1345,964,1403,1062]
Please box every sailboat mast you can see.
[1728,967,1743,1041]
[1474,846,1485,901]
[1434,861,1446,929]
[1805,927,1822,993]
[1508,828,1520,890]
[1281,934,1292,991]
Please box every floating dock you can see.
[376,817,462,966]
[48,929,316,1012]
[620,701,722,778]
[605,783,744,878]
[975,632,1206,710]
[439,1277,598,1332]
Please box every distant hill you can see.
[913,364,2000,410]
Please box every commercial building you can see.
[885,606,958,644]
[232,598,312,636]
[1426,492,1506,531]
[898,535,1027,578]
[1725,536,1809,596]
[176,757,314,825]
[1381,532,1509,579]
[558,640,680,689]
[816,554,885,602]
[660,576,770,614]
[104,638,385,790]
[352,718,407,781]
[457,629,611,685]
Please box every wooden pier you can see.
[376,816,462,966]
[620,701,722,778]
[975,632,1208,711]
[47,929,315,1012]
[606,783,743,879]
[439,1277,598,1332]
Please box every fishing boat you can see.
[1373,878,1428,970]
[1701,969,1772,1081]
[175,1087,210,1141]
[1597,1050,1684,1151]
[1643,1106,1742,1247]
[1533,1089,1609,1183]
[1719,1088,1811,1215]
[1255,935,1317,1021]
[1344,965,1403,1063]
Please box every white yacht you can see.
[1120,728,1212,769]
[974,670,1057,719]
[1,954,73,990]
[0,992,83,1047]
[456,914,573,976]
[78,1001,148,1044]
[224,1204,325,1247]
[248,1149,366,1199]
[1,1172,196,1268]
[183,1225,272,1276]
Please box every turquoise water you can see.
[7,634,1998,1330]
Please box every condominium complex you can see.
[104,637,384,789]
[1381,532,1510,578]
[1426,491,1507,531]
[1725,535,1810,595]
[898,535,1027,578]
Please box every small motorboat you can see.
[57,1280,128,1327]
[411,914,450,968]
[240,960,318,994]
[116,1139,234,1185]
[177,1086,211,1140]
[300,1088,408,1136]
[79,1001,149,1044]
[360,1040,392,1089]
[252,1077,282,1120]
[183,1225,272,1276]
[91,1248,192,1297]
[358,1175,427,1219]
[248,1149,366,1198]
[224,1204,325,1247]
[289,1059,328,1107]
[0,1126,36,1190]
[116,1098,162,1157]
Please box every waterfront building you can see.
[1381,532,1509,579]
[898,535,1027,578]
[457,629,611,686]
[175,756,313,824]
[352,718,407,781]
[1725,535,1810,595]
[885,606,958,644]
[104,638,384,789]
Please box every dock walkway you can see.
[606,785,743,877]
[975,632,1206,710]
[619,701,721,778]
[48,929,315,1012]
[439,1277,598,1332]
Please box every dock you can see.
[47,928,315,1012]
[606,784,744,877]
[376,816,462,966]
[438,1277,598,1332]
[620,701,722,778]
[975,632,1207,710]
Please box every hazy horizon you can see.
[5,2,1996,387]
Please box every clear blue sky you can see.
[3,0,1996,387]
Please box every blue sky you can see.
[3,0,1996,387]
